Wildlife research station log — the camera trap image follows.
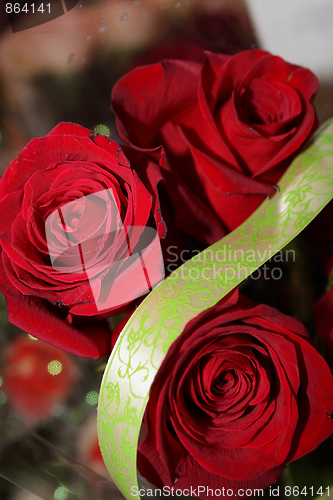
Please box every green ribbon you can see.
[98,119,333,500]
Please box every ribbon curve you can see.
[98,119,333,500]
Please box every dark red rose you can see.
[0,122,173,358]
[2,335,78,422]
[112,49,319,239]
[138,290,333,499]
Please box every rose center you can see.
[213,370,234,391]
[239,86,278,125]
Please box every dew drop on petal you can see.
[99,25,108,33]
[120,12,128,22]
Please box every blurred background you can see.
[0,0,333,499]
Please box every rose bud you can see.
[112,49,319,242]
[138,290,333,497]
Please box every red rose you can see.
[138,291,333,498]
[0,123,172,358]
[112,49,319,239]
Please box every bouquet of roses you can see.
[1,49,333,500]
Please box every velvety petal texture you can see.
[0,123,175,358]
[112,49,319,237]
[138,291,333,499]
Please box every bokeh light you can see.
[54,485,69,500]
[85,391,99,406]
[47,360,63,376]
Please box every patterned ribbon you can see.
[98,119,333,500]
